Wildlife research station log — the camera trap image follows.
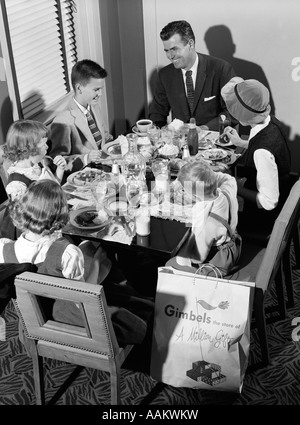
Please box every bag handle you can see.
[194,263,223,282]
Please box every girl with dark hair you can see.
[0,179,153,345]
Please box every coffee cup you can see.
[136,119,153,134]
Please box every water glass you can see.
[126,179,142,209]
[147,126,161,146]
[160,126,173,145]
[91,180,108,208]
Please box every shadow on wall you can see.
[204,25,276,135]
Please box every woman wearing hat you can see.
[220,77,291,236]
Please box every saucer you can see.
[132,125,150,137]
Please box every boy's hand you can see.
[223,126,248,148]
[87,149,102,164]
[53,155,67,170]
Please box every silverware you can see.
[117,215,132,237]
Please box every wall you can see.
[100,0,147,137]
[142,0,300,173]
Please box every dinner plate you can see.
[69,207,113,230]
[67,168,109,188]
[102,140,123,159]
[214,137,235,148]
[199,148,228,161]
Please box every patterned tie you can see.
[86,111,102,147]
[185,70,194,112]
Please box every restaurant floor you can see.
[1,243,300,406]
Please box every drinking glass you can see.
[91,180,108,209]
[160,126,173,145]
[147,126,161,146]
[126,179,142,209]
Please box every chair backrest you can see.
[14,271,120,357]
[255,179,300,292]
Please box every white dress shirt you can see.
[248,116,279,210]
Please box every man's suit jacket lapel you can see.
[192,53,207,115]
[68,99,98,150]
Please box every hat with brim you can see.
[221,77,271,125]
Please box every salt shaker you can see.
[112,160,119,175]
[182,144,190,160]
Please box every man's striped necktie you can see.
[185,70,194,112]
[86,111,102,147]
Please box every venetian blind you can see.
[3,0,77,119]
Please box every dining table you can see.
[62,128,242,261]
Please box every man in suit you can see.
[149,20,236,131]
[48,59,109,173]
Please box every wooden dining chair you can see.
[13,271,135,405]
[227,179,300,365]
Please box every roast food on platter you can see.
[68,168,109,187]
[72,207,111,229]
[199,148,227,161]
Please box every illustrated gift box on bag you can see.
[186,361,226,386]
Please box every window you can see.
[0,0,78,120]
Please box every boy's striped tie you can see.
[86,111,102,146]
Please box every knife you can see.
[118,215,132,237]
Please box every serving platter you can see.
[102,140,123,159]
[199,148,228,161]
[67,168,109,188]
[69,207,113,230]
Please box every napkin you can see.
[68,198,95,210]
[102,229,133,245]
[116,135,128,156]
[150,199,193,223]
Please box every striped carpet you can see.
[1,247,300,406]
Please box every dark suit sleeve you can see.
[149,71,170,127]
[48,122,73,157]
[47,122,85,180]
[203,60,237,131]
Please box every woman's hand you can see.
[223,126,249,148]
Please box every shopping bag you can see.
[150,266,254,393]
